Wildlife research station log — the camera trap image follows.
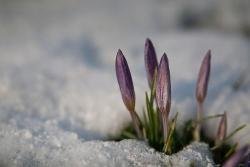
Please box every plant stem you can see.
[194,101,203,141]
[161,112,169,142]
[130,111,144,139]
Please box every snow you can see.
[0,133,214,167]
[1,32,249,142]
[0,0,250,166]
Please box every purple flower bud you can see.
[156,53,171,114]
[145,38,158,88]
[196,50,211,103]
[115,49,135,112]
[156,53,171,141]
[216,112,227,143]
[223,145,249,167]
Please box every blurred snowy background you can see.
[0,0,250,165]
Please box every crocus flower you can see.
[115,49,135,112]
[115,49,143,139]
[145,38,158,88]
[196,50,211,103]
[216,112,227,143]
[194,50,212,141]
[223,145,249,167]
[156,53,171,141]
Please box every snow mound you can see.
[0,128,214,167]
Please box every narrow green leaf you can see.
[195,114,224,124]
[142,108,148,129]
[149,99,156,142]
[224,143,238,159]
[163,112,178,154]
[142,107,149,138]
[153,107,159,142]
[122,131,137,139]
[225,124,246,141]
[146,92,153,141]
[211,124,246,150]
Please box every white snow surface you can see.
[0,132,214,167]
[0,0,250,166]
[1,32,249,140]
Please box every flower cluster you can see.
[115,38,248,165]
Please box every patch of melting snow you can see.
[0,31,250,166]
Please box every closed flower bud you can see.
[145,38,158,88]
[156,53,171,141]
[115,49,135,112]
[196,50,211,103]
[156,53,171,114]
[216,112,227,143]
[223,145,249,167]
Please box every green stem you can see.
[194,101,203,141]
[130,111,144,139]
[161,112,169,142]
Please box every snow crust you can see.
[0,134,214,167]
